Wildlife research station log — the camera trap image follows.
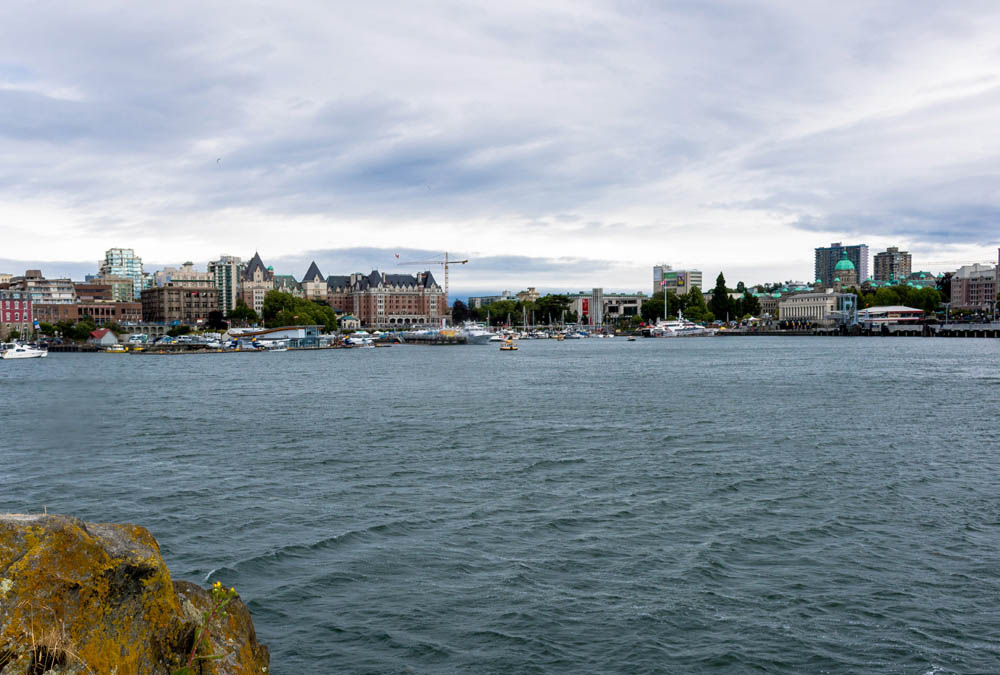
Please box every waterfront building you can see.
[873,247,912,282]
[208,256,243,315]
[467,291,515,309]
[326,270,446,328]
[0,289,33,339]
[235,325,322,349]
[0,274,12,286]
[778,291,855,325]
[950,253,999,310]
[141,284,219,326]
[653,265,703,296]
[152,263,215,289]
[8,270,76,305]
[87,328,119,347]
[815,243,869,287]
[338,314,361,330]
[100,248,145,300]
[239,252,275,315]
[856,306,924,326]
[33,302,142,327]
[566,289,646,326]
[301,262,328,302]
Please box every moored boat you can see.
[1,342,48,359]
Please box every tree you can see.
[205,310,228,330]
[709,273,736,322]
[640,296,664,323]
[8,329,20,341]
[104,321,126,335]
[37,322,55,336]
[261,291,337,332]
[736,281,746,293]
[227,300,259,326]
[451,299,470,323]
[168,324,193,337]
[684,286,714,323]
[740,291,761,317]
[535,294,572,325]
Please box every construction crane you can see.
[395,252,469,309]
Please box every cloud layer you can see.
[2,1,999,287]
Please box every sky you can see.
[2,0,1000,295]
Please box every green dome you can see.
[834,253,855,272]
[834,277,841,282]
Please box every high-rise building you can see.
[208,255,243,315]
[100,248,145,300]
[653,264,703,296]
[873,247,912,282]
[815,243,869,286]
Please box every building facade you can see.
[141,285,219,325]
[950,255,999,310]
[74,282,113,302]
[0,290,33,339]
[208,256,243,315]
[653,265,704,296]
[239,253,275,315]
[327,270,446,328]
[34,302,142,326]
[873,247,912,282]
[778,291,854,324]
[467,291,516,309]
[566,289,646,326]
[300,262,328,302]
[88,274,136,302]
[152,262,215,289]
[100,248,145,299]
[8,270,76,304]
[815,243,869,287]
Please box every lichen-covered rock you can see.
[0,513,269,674]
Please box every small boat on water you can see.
[1,342,48,359]
[627,335,636,341]
[500,338,518,351]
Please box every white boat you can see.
[649,311,717,337]
[488,334,504,342]
[460,322,494,345]
[1,342,48,359]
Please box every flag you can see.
[659,280,668,287]
[394,253,400,259]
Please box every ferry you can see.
[499,338,518,351]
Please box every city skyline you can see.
[3,2,1000,288]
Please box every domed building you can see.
[833,251,858,289]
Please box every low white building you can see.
[778,291,854,325]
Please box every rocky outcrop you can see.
[0,513,268,674]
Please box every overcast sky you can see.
[2,1,999,293]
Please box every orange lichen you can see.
[0,514,268,674]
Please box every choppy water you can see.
[3,337,1000,673]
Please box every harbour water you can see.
[2,337,1000,673]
